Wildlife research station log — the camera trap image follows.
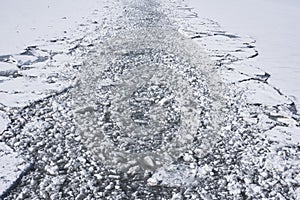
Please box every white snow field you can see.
[0,0,107,55]
[0,0,110,109]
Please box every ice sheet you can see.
[186,0,300,111]
[0,0,104,55]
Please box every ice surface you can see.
[240,80,291,106]
[0,112,10,134]
[0,0,109,108]
[1,0,299,198]
[264,126,300,145]
[0,62,19,77]
[148,164,198,187]
[157,1,300,198]
[0,143,31,198]
[186,0,300,111]
[0,0,109,197]
[74,26,225,173]
[0,74,72,108]
[1,112,30,198]
[0,0,105,55]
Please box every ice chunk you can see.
[263,126,300,145]
[148,164,198,187]
[0,62,19,77]
[240,80,291,106]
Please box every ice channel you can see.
[72,0,226,175]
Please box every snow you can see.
[0,0,110,108]
[0,0,104,55]
[0,62,19,77]
[0,112,19,198]
[0,0,300,198]
[0,111,10,134]
[0,0,109,196]
[186,0,300,111]
[240,80,291,106]
[264,126,300,145]
[148,164,199,187]
[0,143,31,198]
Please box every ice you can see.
[240,80,291,106]
[74,27,225,174]
[186,0,300,111]
[228,62,267,79]
[0,1,110,197]
[296,187,300,199]
[193,34,257,61]
[0,143,31,198]
[264,126,300,145]
[0,76,71,107]
[1,0,299,198]
[0,0,107,55]
[148,164,198,187]
[0,111,10,134]
[0,62,19,77]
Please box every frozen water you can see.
[73,25,226,173]
[264,126,300,145]
[148,164,198,187]
[0,112,10,134]
[0,143,31,198]
[186,0,300,111]
[240,80,291,106]
[0,0,106,55]
[1,0,300,199]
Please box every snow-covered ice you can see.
[186,0,300,111]
[0,0,300,199]
[0,0,110,196]
[0,0,105,55]
[0,142,31,198]
[0,112,10,134]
